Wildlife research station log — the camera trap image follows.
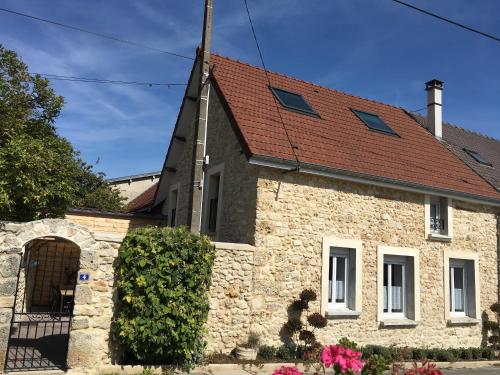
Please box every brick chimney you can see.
[425,79,444,139]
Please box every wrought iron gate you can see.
[5,238,80,372]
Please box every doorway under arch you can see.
[5,237,80,371]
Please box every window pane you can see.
[453,267,465,312]
[270,87,316,115]
[352,109,398,135]
[391,264,404,313]
[383,263,388,313]
[328,256,333,303]
[335,257,346,303]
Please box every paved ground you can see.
[441,366,500,374]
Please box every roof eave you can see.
[249,155,500,207]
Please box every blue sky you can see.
[1,0,499,178]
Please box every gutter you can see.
[66,208,167,220]
[248,155,500,208]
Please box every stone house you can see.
[107,171,160,204]
[152,54,500,351]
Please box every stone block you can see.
[0,278,16,296]
[0,309,12,324]
[0,296,15,308]
[0,253,21,278]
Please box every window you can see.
[202,163,224,237]
[425,195,452,240]
[444,252,479,322]
[383,257,406,318]
[321,238,362,317]
[377,246,420,325]
[351,109,398,136]
[328,248,349,309]
[464,148,491,166]
[270,86,318,116]
[449,260,466,316]
[168,185,179,227]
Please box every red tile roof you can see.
[127,182,158,212]
[210,54,500,202]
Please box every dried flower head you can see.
[299,330,316,344]
[290,299,308,311]
[299,289,317,303]
[308,312,328,329]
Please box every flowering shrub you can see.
[272,366,303,375]
[321,345,365,374]
[404,361,442,375]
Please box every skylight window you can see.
[464,148,491,166]
[351,109,398,136]
[270,86,318,116]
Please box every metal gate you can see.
[5,238,80,372]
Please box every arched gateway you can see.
[0,219,97,372]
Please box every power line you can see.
[0,7,195,60]
[391,0,500,43]
[33,73,187,87]
[242,0,300,165]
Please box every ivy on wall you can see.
[113,226,215,369]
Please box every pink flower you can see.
[321,345,365,374]
[272,366,303,375]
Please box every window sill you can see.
[427,233,452,242]
[447,317,480,326]
[381,318,418,328]
[326,309,361,318]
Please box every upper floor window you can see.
[168,186,179,227]
[425,195,452,240]
[203,163,224,238]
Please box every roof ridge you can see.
[443,121,500,143]
[211,53,407,113]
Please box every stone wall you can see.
[250,168,499,348]
[205,242,255,352]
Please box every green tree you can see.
[0,44,124,221]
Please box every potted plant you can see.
[235,332,260,360]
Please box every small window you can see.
[207,175,220,233]
[203,163,224,237]
[270,86,318,116]
[383,256,407,318]
[464,149,491,166]
[328,248,349,309]
[168,188,178,227]
[449,259,476,318]
[429,196,448,235]
[351,109,398,136]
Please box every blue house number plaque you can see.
[79,273,90,282]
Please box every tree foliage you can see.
[113,226,215,369]
[0,44,124,221]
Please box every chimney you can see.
[425,79,444,139]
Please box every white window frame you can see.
[168,183,179,227]
[424,195,453,241]
[321,238,362,317]
[329,248,349,310]
[202,163,224,238]
[377,246,420,324]
[383,256,406,319]
[449,259,467,317]
[443,250,480,323]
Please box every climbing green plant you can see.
[113,226,215,370]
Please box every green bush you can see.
[338,337,359,350]
[371,345,392,361]
[360,346,374,359]
[471,347,482,360]
[435,349,457,362]
[458,347,473,361]
[481,347,495,360]
[411,348,426,360]
[276,345,295,360]
[113,226,215,369]
[258,345,277,360]
[362,354,389,375]
[424,349,436,361]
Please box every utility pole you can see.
[189,0,213,234]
